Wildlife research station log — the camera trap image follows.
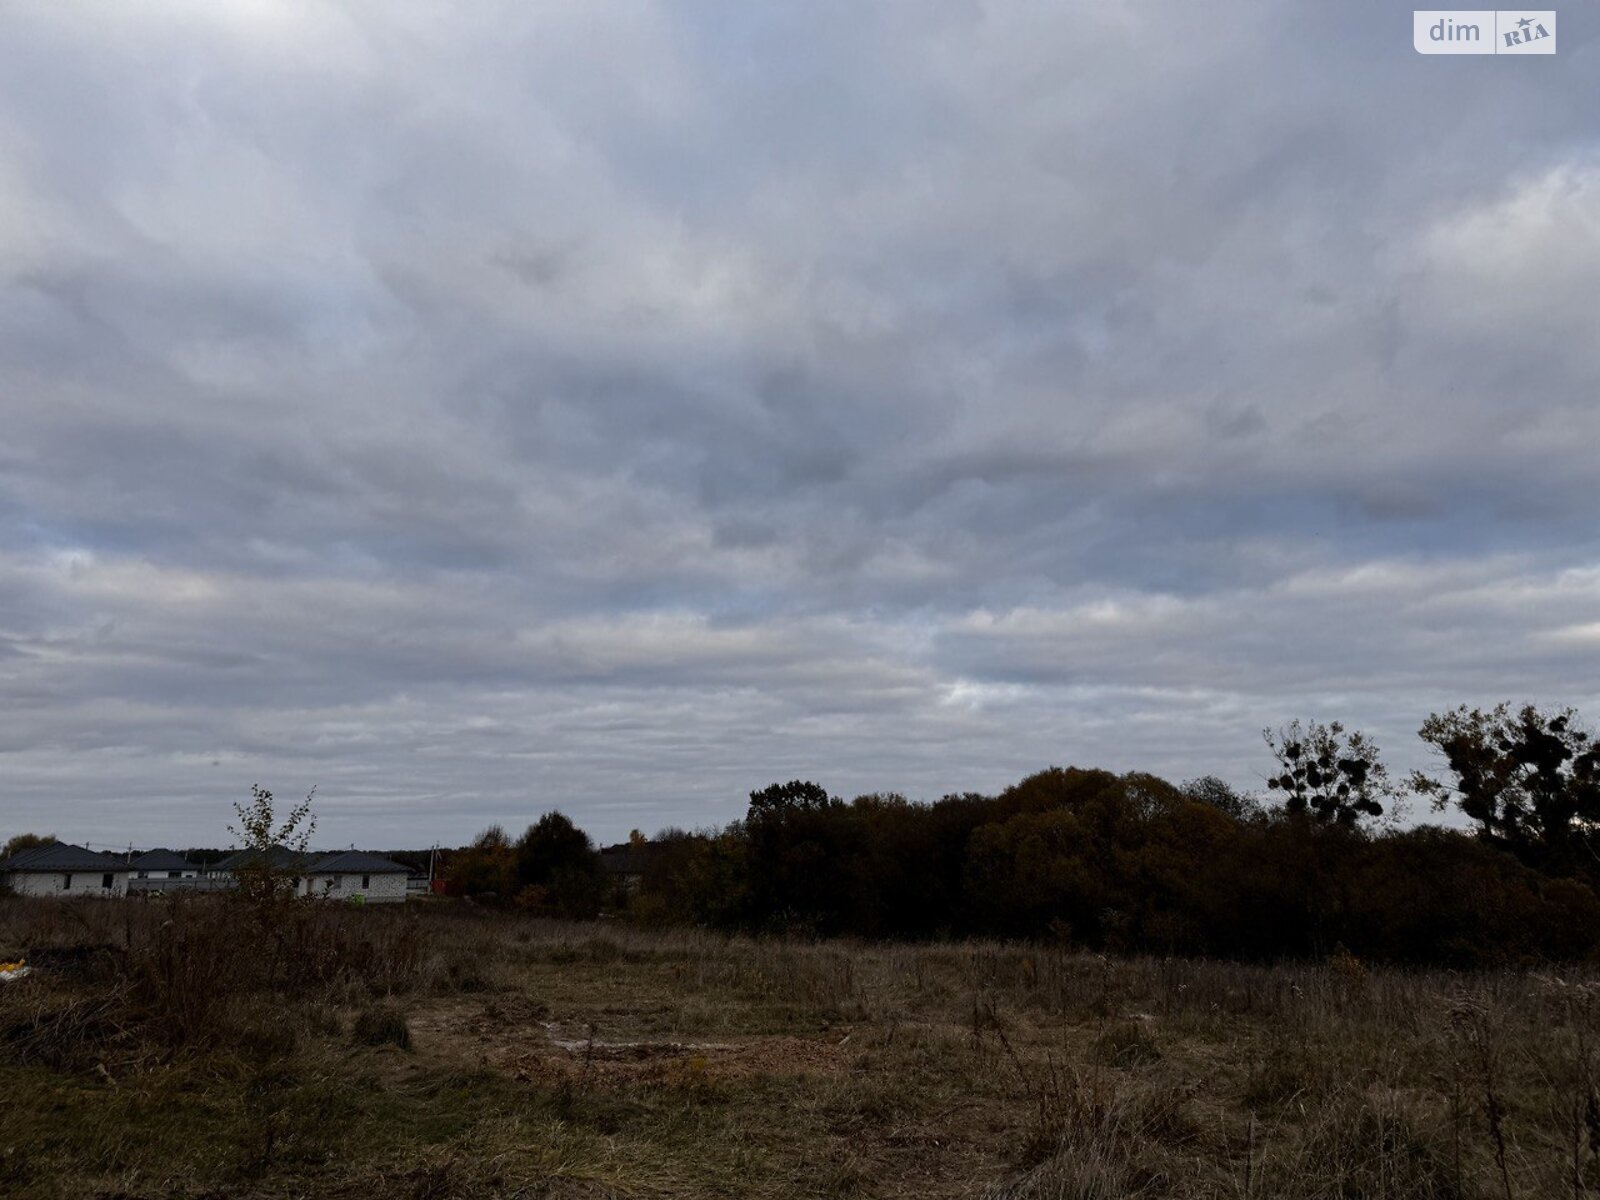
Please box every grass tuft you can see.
[351,1002,411,1049]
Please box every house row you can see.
[0,842,413,903]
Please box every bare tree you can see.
[227,784,317,903]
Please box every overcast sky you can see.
[3,2,1598,850]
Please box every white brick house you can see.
[3,842,411,903]
[302,850,410,903]
[130,848,199,880]
[0,843,130,897]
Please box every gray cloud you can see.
[2,0,1598,848]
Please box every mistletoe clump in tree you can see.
[1263,720,1390,827]
[1412,703,1600,870]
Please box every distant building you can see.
[0,843,130,897]
[209,845,319,878]
[130,848,198,879]
[210,846,409,902]
[3,841,411,903]
[302,851,410,903]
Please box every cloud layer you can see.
[3,1,1598,847]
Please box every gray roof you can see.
[0,842,127,873]
[131,848,194,871]
[211,846,319,873]
[307,850,409,874]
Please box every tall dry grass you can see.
[2,898,1597,1197]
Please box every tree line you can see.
[12,700,1589,967]
[442,702,1600,966]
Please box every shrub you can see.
[351,1003,410,1049]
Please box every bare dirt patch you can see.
[407,994,852,1088]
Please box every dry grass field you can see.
[1,897,1595,1199]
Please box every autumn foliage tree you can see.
[2,832,56,860]
[422,705,1600,967]
[747,780,836,817]
[513,811,603,917]
[741,781,851,933]
[446,825,517,900]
